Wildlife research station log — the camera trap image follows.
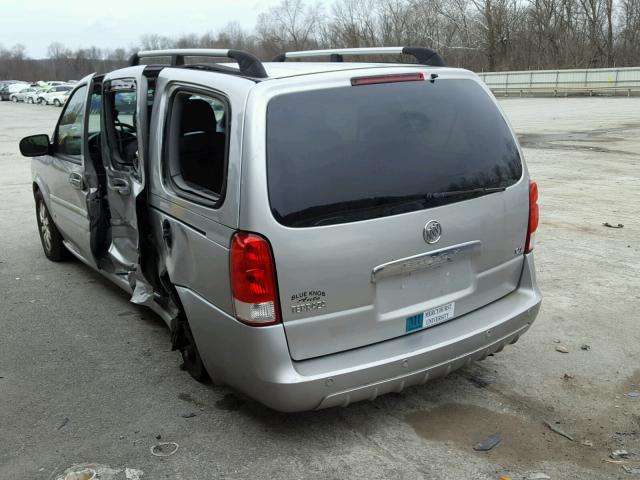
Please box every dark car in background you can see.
[0,81,29,100]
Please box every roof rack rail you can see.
[272,47,446,67]
[129,49,268,78]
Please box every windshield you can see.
[266,78,522,227]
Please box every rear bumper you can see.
[179,254,541,412]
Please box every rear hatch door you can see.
[264,74,528,361]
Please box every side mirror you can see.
[19,134,50,157]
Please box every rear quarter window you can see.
[266,78,522,227]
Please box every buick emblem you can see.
[423,220,442,244]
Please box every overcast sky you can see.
[0,0,293,58]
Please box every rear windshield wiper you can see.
[425,186,506,200]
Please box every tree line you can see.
[2,0,639,81]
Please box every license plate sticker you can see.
[424,302,455,328]
[405,302,456,332]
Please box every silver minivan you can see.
[20,47,541,411]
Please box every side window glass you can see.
[104,79,138,170]
[56,85,87,158]
[166,91,229,204]
[88,93,102,136]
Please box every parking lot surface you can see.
[1,98,639,479]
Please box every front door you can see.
[97,68,152,296]
[46,77,96,264]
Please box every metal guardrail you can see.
[478,67,640,96]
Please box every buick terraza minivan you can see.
[19,47,541,411]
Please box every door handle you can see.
[68,172,84,190]
[108,177,130,196]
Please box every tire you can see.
[179,317,209,382]
[34,191,68,261]
[27,97,33,104]
[11,96,18,102]
[53,99,61,107]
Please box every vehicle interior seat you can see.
[179,98,226,194]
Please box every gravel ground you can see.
[1,97,639,480]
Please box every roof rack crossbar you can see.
[129,49,268,78]
[272,47,446,67]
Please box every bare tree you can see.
[256,0,324,56]
[329,0,380,47]
[139,34,174,51]
[619,0,640,63]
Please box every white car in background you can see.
[55,90,71,107]
[10,87,38,102]
[24,88,48,104]
[9,84,35,103]
[39,85,73,106]
[35,87,53,104]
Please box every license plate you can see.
[405,302,455,332]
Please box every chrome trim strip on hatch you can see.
[371,241,481,283]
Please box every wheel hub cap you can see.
[39,202,52,252]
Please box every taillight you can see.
[525,181,539,253]
[230,232,280,326]
[351,72,424,86]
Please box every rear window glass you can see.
[266,78,522,227]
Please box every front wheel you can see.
[35,191,68,261]
[53,99,61,107]
[27,97,33,104]
[11,96,18,102]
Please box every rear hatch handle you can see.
[371,241,481,283]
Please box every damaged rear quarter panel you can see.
[148,202,235,316]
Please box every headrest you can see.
[181,98,217,134]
